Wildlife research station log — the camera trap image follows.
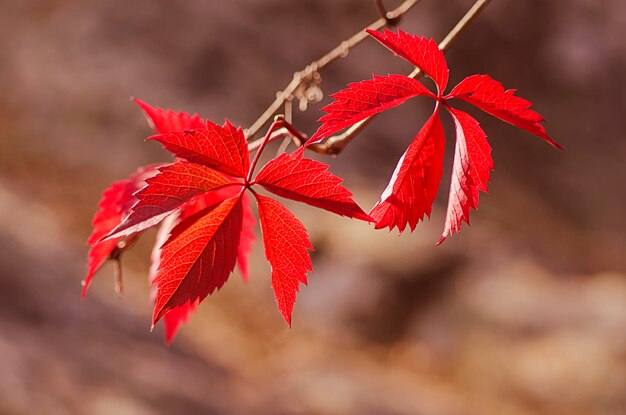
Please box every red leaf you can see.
[175,188,255,282]
[370,107,445,232]
[256,194,313,326]
[237,192,256,282]
[134,98,206,134]
[148,120,250,177]
[83,164,162,297]
[367,29,449,94]
[106,161,238,239]
[148,190,255,343]
[152,194,244,325]
[438,108,493,245]
[448,75,563,149]
[308,74,433,144]
[149,215,199,344]
[162,301,198,343]
[255,148,372,221]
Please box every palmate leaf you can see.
[85,99,257,341]
[92,99,370,336]
[309,29,561,241]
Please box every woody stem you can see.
[245,0,423,140]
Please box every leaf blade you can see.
[367,29,449,93]
[370,107,445,232]
[83,164,163,297]
[148,215,199,344]
[237,192,256,282]
[307,74,433,144]
[256,194,313,326]
[148,120,250,177]
[106,161,239,240]
[255,149,371,221]
[134,98,207,134]
[152,194,244,325]
[438,107,493,244]
[448,74,562,149]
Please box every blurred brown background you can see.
[0,0,624,414]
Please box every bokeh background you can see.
[0,0,624,414]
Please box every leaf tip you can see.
[80,280,88,300]
[355,212,375,223]
[283,313,293,328]
[552,141,565,151]
[163,332,175,347]
[151,308,163,330]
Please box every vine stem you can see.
[245,0,423,140]
[248,0,492,156]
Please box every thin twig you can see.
[245,0,422,140]
[247,117,286,183]
[310,0,492,155]
[113,258,124,296]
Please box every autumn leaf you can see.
[82,100,247,341]
[438,107,493,245]
[254,148,372,221]
[152,194,244,324]
[147,191,254,343]
[369,106,445,232]
[237,192,256,282]
[366,28,449,93]
[83,163,163,297]
[256,194,313,326]
[104,162,238,239]
[447,74,563,150]
[84,98,215,298]
[148,121,250,177]
[98,111,369,331]
[148,214,199,344]
[134,98,206,134]
[308,74,433,144]
[309,28,561,241]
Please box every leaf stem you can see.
[246,117,286,184]
[245,0,423,140]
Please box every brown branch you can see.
[245,0,423,140]
[309,0,492,155]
